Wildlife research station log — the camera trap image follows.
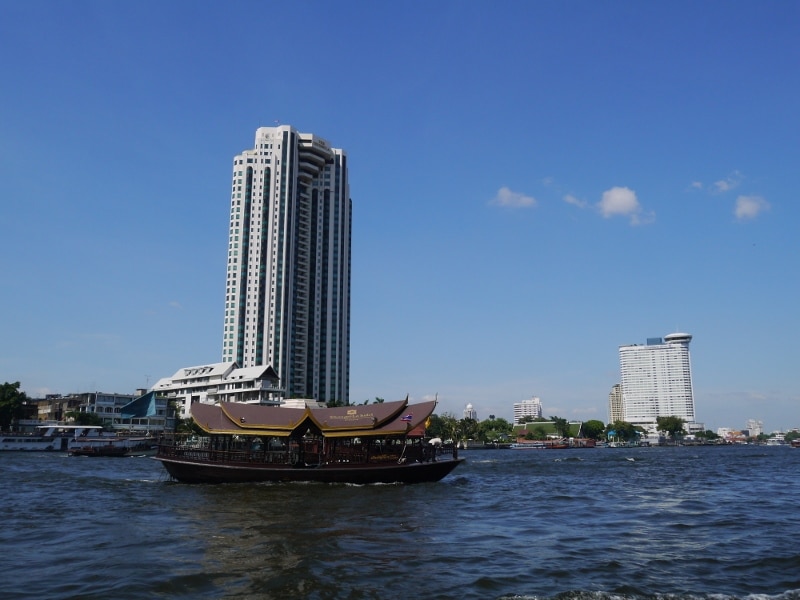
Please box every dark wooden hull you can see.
[70,446,129,457]
[154,455,465,484]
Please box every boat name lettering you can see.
[327,411,374,421]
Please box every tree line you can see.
[5,381,791,444]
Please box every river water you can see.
[2,444,799,600]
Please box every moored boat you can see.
[154,398,464,484]
[2,425,158,455]
[511,439,571,449]
[0,425,104,451]
[0,433,62,451]
[69,443,130,457]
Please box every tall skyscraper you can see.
[618,333,696,432]
[222,126,351,404]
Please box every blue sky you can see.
[1,1,798,433]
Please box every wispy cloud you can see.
[563,194,587,208]
[169,301,184,310]
[734,195,770,221]
[597,186,654,225]
[489,186,537,208]
[713,170,743,193]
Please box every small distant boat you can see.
[791,439,800,448]
[69,443,129,457]
[511,439,570,450]
[154,398,464,484]
[765,434,787,446]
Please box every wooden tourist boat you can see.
[154,398,464,484]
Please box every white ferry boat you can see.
[0,425,104,451]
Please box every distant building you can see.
[151,362,283,419]
[513,397,543,424]
[35,392,168,434]
[608,383,623,423]
[716,427,732,439]
[745,419,764,437]
[463,403,478,420]
[619,333,700,434]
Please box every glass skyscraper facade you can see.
[221,126,351,404]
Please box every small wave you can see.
[497,589,800,600]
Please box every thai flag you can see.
[401,414,413,422]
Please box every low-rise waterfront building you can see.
[34,392,168,434]
[151,362,283,419]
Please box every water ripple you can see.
[3,446,800,599]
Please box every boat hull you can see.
[0,437,62,451]
[155,455,465,485]
[69,446,130,457]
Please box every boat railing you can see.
[157,443,301,466]
[156,435,458,466]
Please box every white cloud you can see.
[713,170,743,193]
[734,195,770,221]
[689,181,703,190]
[563,194,587,208]
[597,186,653,225]
[169,301,184,310]
[489,186,537,208]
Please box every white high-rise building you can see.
[514,397,543,424]
[618,333,696,433]
[745,419,764,437]
[222,125,351,405]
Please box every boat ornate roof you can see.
[190,398,437,439]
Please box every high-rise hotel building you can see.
[618,333,696,432]
[513,396,543,424]
[222,125,351,405]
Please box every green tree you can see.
[65,410,105,427]
[477,417,513,442]
[176,417,203,434]
[606,420,641,443]
[0,381,28,430]
[426,413,459,441]
[525,426,547,440]
[656,416,687,443]
[360,397,386,405]
[695,429,720,442]
[549,416,570,438]
[581,419,606,440]
[458,417,479,441]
